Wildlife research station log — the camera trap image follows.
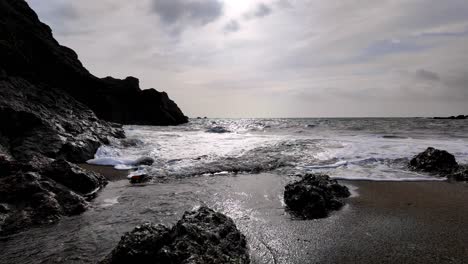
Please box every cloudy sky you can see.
[27,0,468,117]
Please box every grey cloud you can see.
[152,0,223,28]
[244,3,272,20]
[415,69,440,81]
[223,20,240,33]
[276,0,292,9]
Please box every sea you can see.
[1,118,468,263]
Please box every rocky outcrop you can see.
[284,174,350,219]
[0,0,188,235]
[101,207,250,264]
[433,115,467,120]
[410,147,468,181]
[0,0,187,126]
[0,158,108,235]
[409,147,457,174]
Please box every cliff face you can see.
[0,0,187,235]
[0,0,188,125]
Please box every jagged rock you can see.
[409,147,468,181]
[409,147,458,173]
[0,0,187,126]
[43,159,108,197]
[284,174,350,219]
[0,0,188,236]
[0,159,91,235]
[101,207,250,264]
[0,76,124,163]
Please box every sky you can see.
[27,0,468,118]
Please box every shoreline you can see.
[81,165,468,263]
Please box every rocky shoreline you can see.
[0,0,187,235]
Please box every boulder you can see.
[101,207,250,264]
[284,174,350,219]
[134,157,155,166]
[43,159,108,197]
[409,147,458,174]
[0,159,89,235]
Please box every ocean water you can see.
[94,118,468,181]
[2,118,468,264]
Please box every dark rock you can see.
[206,126,231,133]
[433,115,467,120]
[409,147,468,182]
[0,0,188,236]
[284,174,350,219]
[120,138,144,148]
[409,147,458,174]
[134,157,155,166]
[0,0,187,126]
[101,206,250,264]
[0,161,89,235]
[447,166,468,182]
[43,159,108,197]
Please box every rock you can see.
[206,126,231,133]
[433,115,467,120]
[409,147,458,174]
[284,174,350,219]
[0,160,89,235]
[101,207,250,264]
[134,157,155,166]
[0,0,187,126]
[447,166,468,181]
[120,138,144,148]
[0,0,188,235]
[43,159,108,197]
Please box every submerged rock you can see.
[206,126,231,133]
[134,157,155,166]
[101,207,250,264]
[409,147,468,181]
[409,147,458,173]
[284,174,350,219]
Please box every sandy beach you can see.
[77,166,468,263]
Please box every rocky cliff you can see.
[0,0,187,235]
[0,0,188,125]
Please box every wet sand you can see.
[323,180,468,263]
[79,164,129,180]
[70,166,468,263]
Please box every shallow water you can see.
[1,118,468,263]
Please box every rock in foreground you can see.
[409,147,468,181]
[101,207,249,264]
[0,158,107,235]
[284,174,350,219]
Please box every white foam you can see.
[305,160,348,169]
[86,157,135,166]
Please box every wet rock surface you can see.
[284,174,350,219]
[0,159,92,235]
[101,206,250,264]
[409,147,458,174]
[409,147,468,181]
